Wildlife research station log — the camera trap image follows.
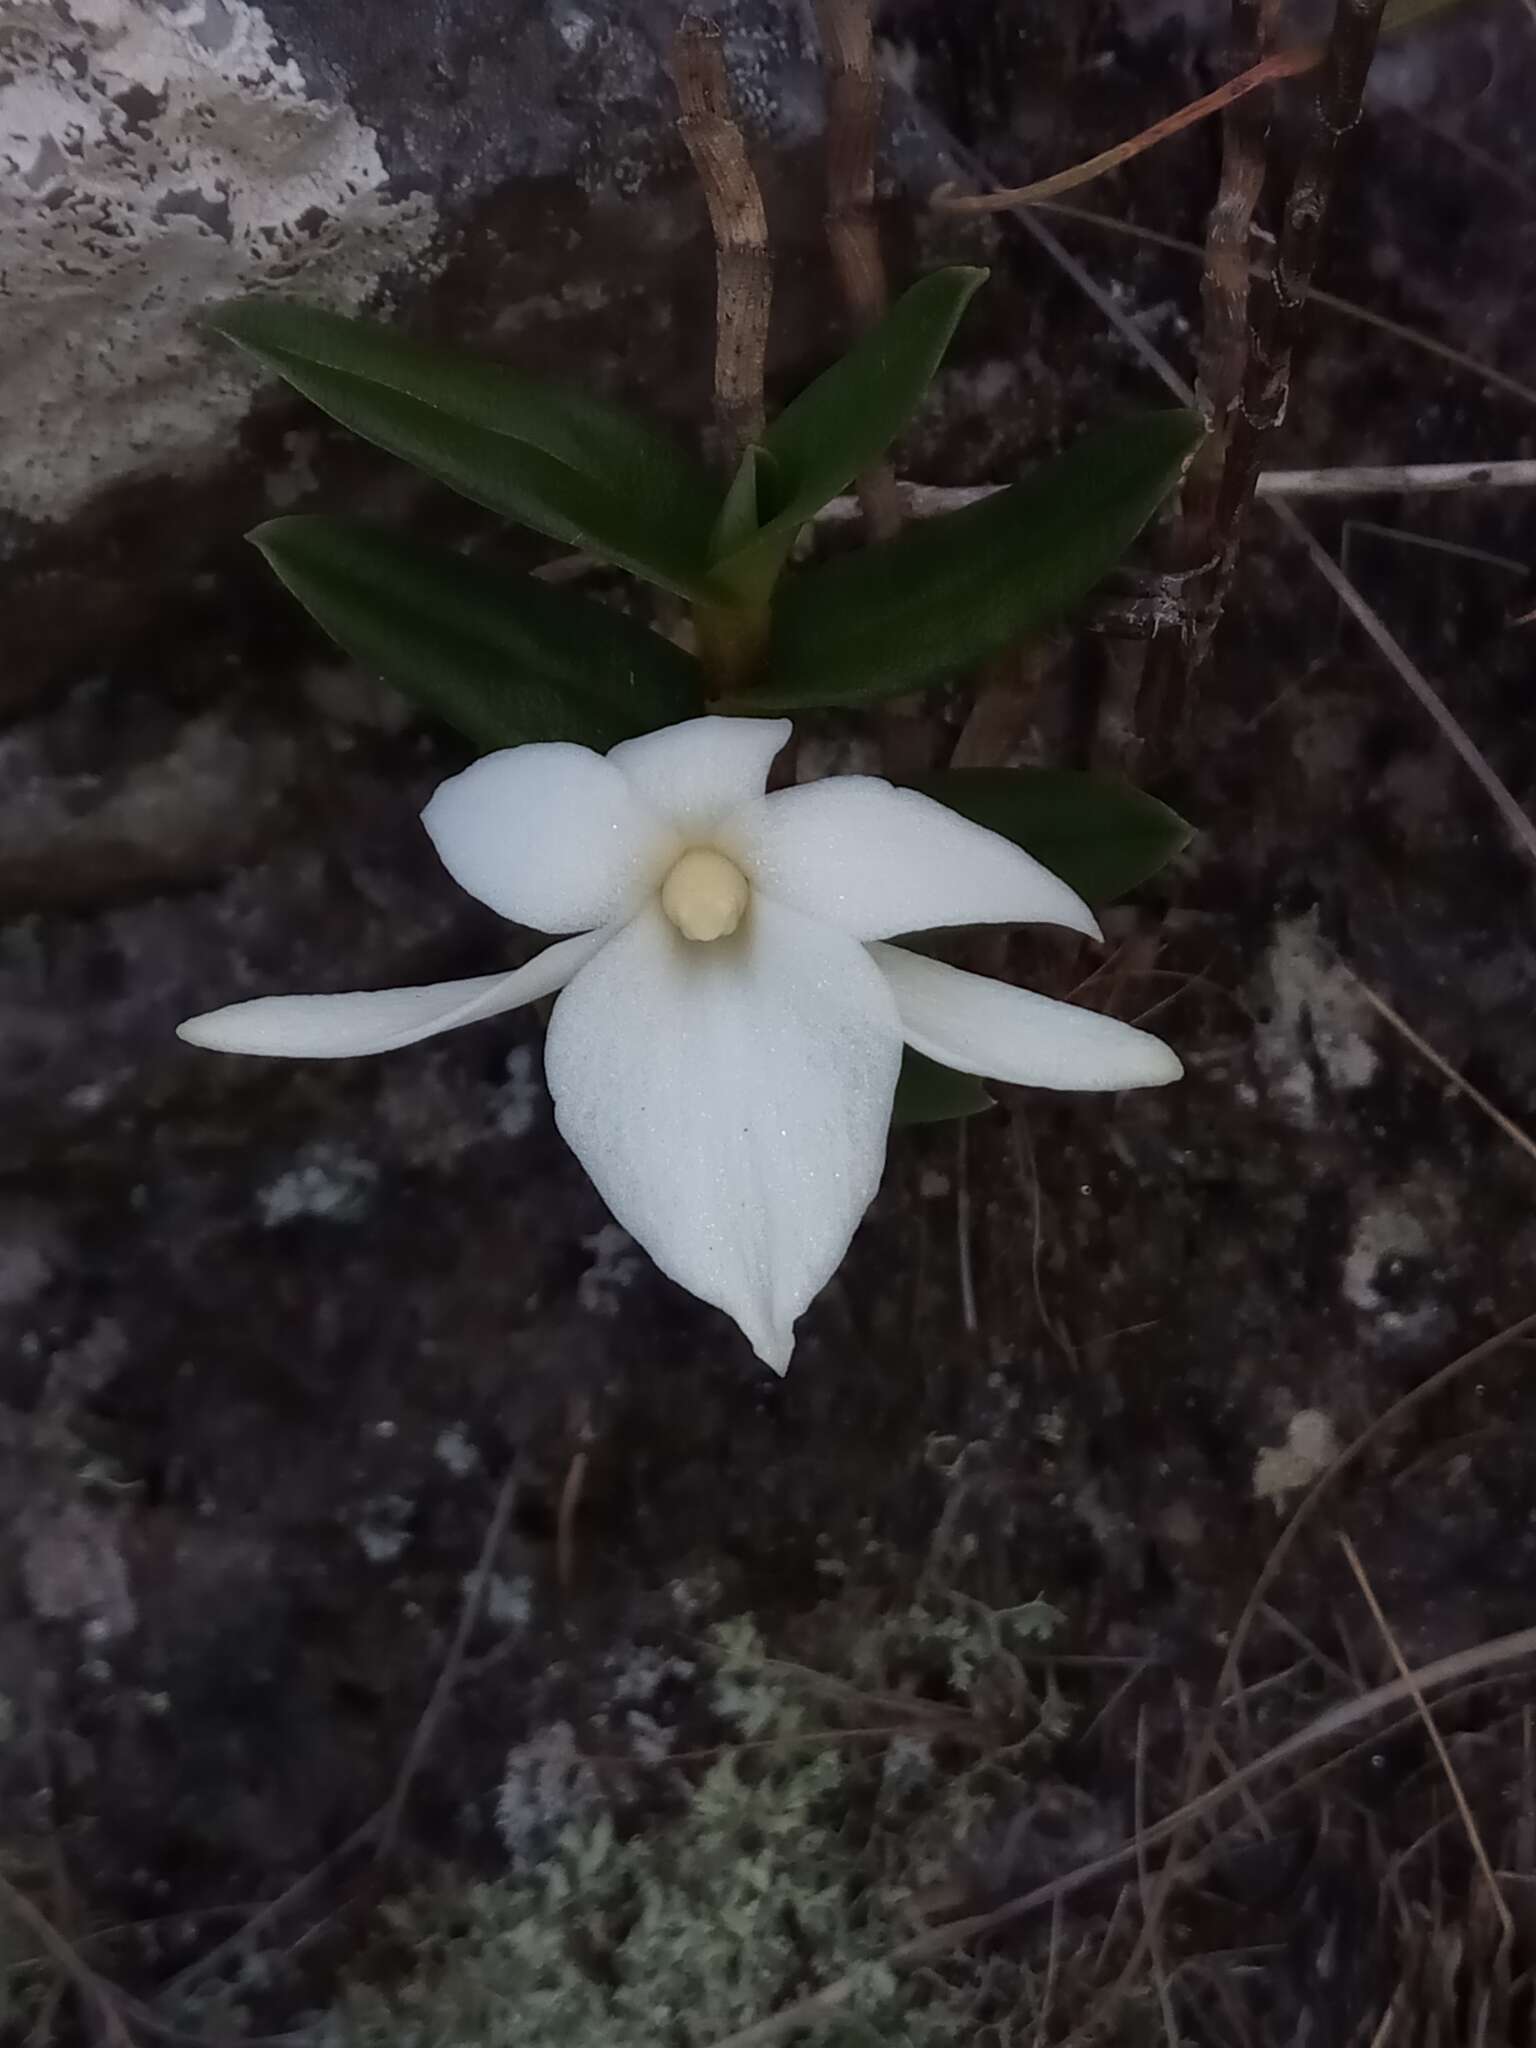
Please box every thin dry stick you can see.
[955,1116,978,1336]
[671,16,772,459]
[556,1446,590,1597]
[932,41,1321,214]
[812,461,1536,528]
[1260,458,1536,496]
[0,1867,136,2048]
[1184,0,1281,553]
[375,1464,520,1860]
[1340,1532,1515,1942]
[705,1623,1536,2048]
[814,0,902,539]
[1269,498,1536,868]
[1109,1311,1536,2026]
[1134,1708,1183,2046]
[1213,0,1390,566]
[1341,970,1536,1171]
[1030,198,1536,417]
[1340,521,1527,577]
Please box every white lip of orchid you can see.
[660,846,750,942]
[176,715,1182,1373]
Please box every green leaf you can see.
[252,516,705,750]
[739,409,1203,710]
[913,767,1192,902]
[712,267,988,596]
[1381,0,1484,33]
[891,1048,994,1127]
[212,299,719,601]
[710,444,769,563]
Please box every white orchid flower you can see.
[179,717,1179,1371]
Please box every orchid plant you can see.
[181,269,1200,1370]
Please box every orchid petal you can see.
[422,743,676,932]
[872,942,1182,1091]
[545,899,902,1372]
[607,715,791,838]
[177,927,612,1059]
[725,779,1101,941]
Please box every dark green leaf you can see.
[252,516,705,750]
[212,299,719,600]
[739,409,1203,710]
[712,267,988,595]
[891,1048,994,1127]
[913,767,1192,902]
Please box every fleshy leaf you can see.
[212,299,719,600]
[913,768,1192,902]
[711,267,988,598]
[891,1047,994,1127]
[739,409,1203,710]
[253,516,705,750]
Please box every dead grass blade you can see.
[1340,970,1536,1172]
[1269,499,1536,868]
[932,44,1321,214]
[1028,200,1536,417]
[1340,1533,1514,1944]
[704,1624,1536,2048]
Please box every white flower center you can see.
[660,847,750,942]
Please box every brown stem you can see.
[671,15,772,463]
[1140,0,1279,759]
[1215,0,1390,558]
[1144,0,1387,764]
[813,0,902,541]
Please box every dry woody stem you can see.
[1217,0,1389,541]
[671,16,772,461]
[814,0,902,540]
[1141,0,1280,755]
[1147,0,1388,759]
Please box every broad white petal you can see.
[872,943,1182,1091]
[545,899,901,1372]
[422,743,677,932]
[607,715,791,838]
[177,927,612,1060]
[725,779,1101,941]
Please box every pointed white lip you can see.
[543,897,903,1373]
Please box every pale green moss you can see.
[325,1600,1064,2048]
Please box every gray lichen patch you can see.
[0,0,437,524]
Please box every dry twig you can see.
[1340,1533,1515,1943]
[1030,199,1536,417]
[705,1623,1536,2048]
[0,1867,135,2048]
[375,1465,520,1860]
[1341,971,1536,1169]
[813,459,1536,530]
[1208,0,1390,592]
[1270,499,1536,868]
[671,16,772,460]
[814,0,901,538]
[932,40,1321,215]
[1142,0,1280,753]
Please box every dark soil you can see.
[5,4,1536,2041]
